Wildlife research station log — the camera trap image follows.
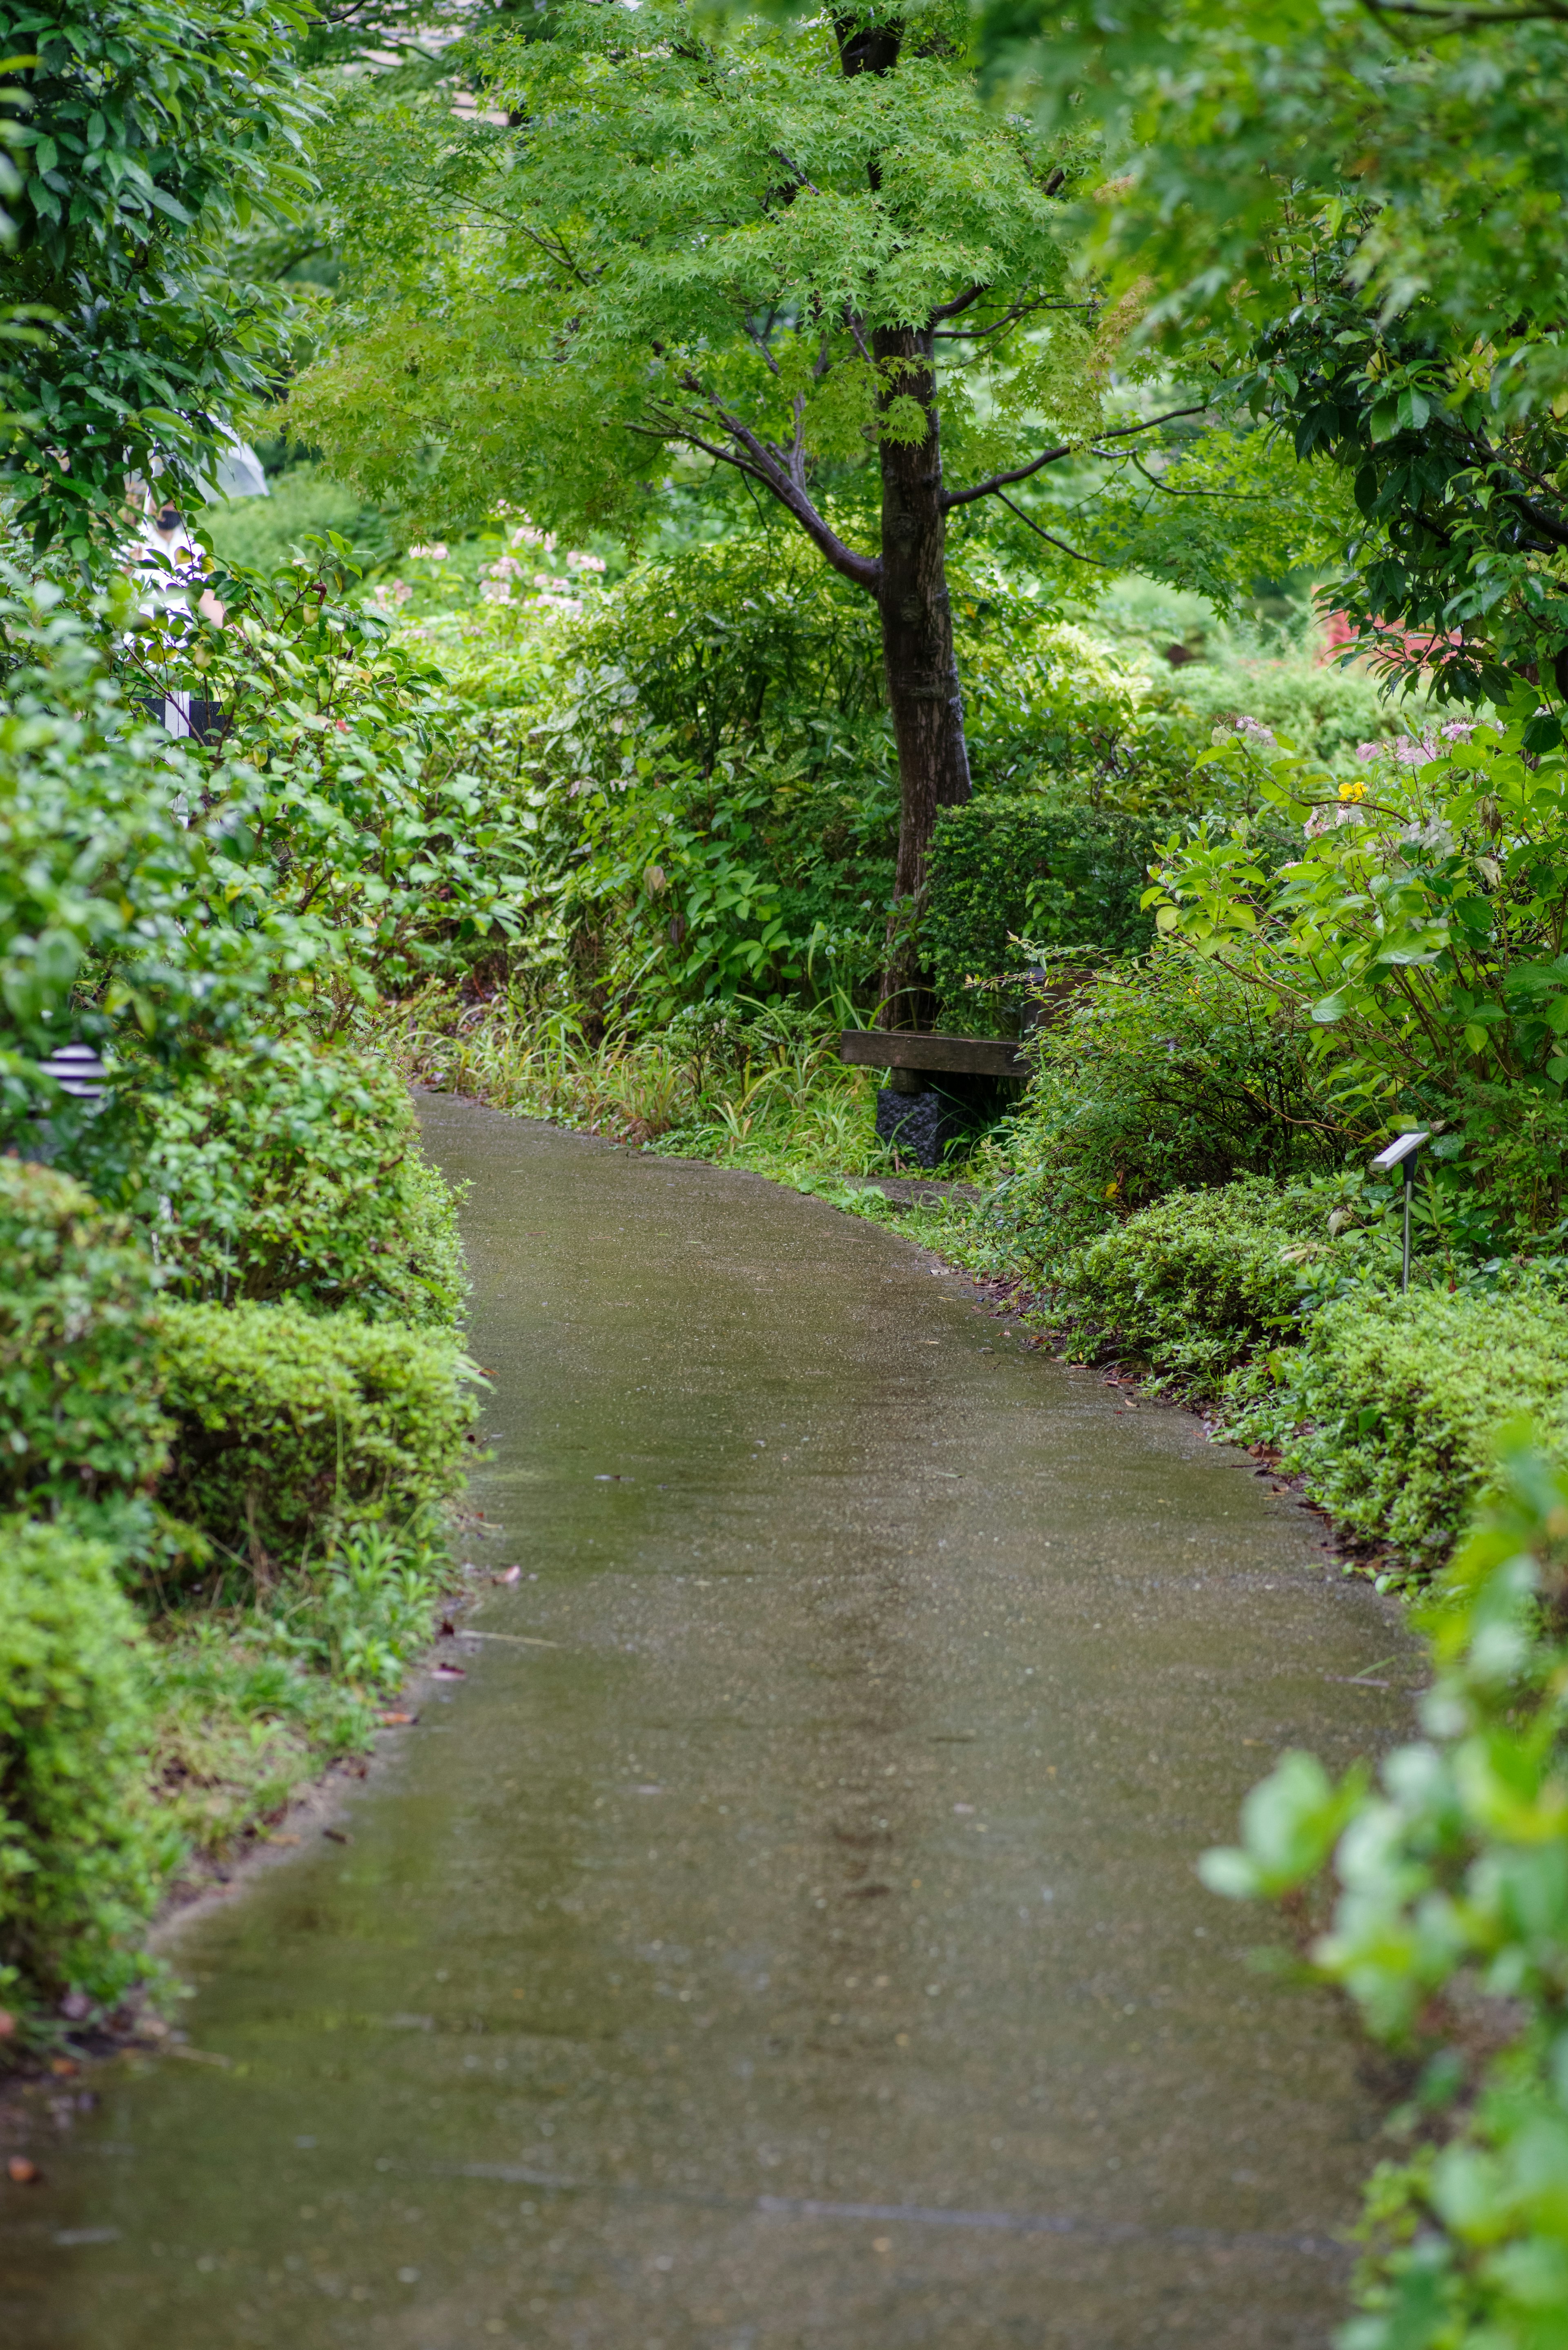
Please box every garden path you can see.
[2,1098,1414,2349]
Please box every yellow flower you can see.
[1338,778,1369,803]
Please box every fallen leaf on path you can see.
[268,1833,301,1846]
[323,1828,352,1844]
[7,2158,40,2184]
[492,1566,522,1584]
[439,1619,457,1637]
[380,1712,419,1726]
[434,1663,467,1680]
[48,2059,77,2078]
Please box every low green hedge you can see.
[138,1037,466,1327]
[1057,1178,1328,1384]
[0,1520,169,2024]
[1236,1287,1568,1570]
[154,1301,483,1580]
[0,1159,167,1528]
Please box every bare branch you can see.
[1118,452,1270,500]
[940,441,1070,508]
[643,384,880,593]
[942,402,1210,510]
[745,321,782,378]
[934,297,1096,342]
[993,490,1113,565]
[930,284,986,325]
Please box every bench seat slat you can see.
[839,1031,1029,1079]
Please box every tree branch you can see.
[994,490,1113,565]
[933,297,1096,341]
[930,284,986,325]
[638,396,880,593]
[941,403,1210,509]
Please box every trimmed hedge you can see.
[0,1520,168,2020]
[1240,1288,1568,1569]
[925,801,1161,1029]
[138,1037,466,1327]
[1058,1179,1328,1385]
[0,1159,167,1522]
[154,1301,483,1579]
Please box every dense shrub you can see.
[1056,1179,1329,1385]
[138,1038,466,1326]
[1203,1436,1568,2350]
[154,1302,482,1579]
[924,801,1163,1028]
[988,946,1350,1261]
[0,1521,170,2023]
[1236,1287,1568,1570]
[0,1160,167,1532]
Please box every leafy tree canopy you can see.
[291,0,1315,1006]
[973,0,1568,705]
[0,0,315,552]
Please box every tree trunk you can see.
[875,321,971,1028]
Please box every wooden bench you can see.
[838,1030,1030,1081]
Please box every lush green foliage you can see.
[980,0,1568,705]
[925,803,1160,1026]
[154,1300,482,1582]
[0,565,300,1136]
[138,1036,464,1325]
[0,1518,170,2027]
[1232,1289,1568,1574]
[124,538,541,1015]
[1054,1176,1326,1385]
[386,985,912,1176]
[1149,708,1568,1247]
[987,945,1350,1261]
[1202,1433,1568,2350]
[296,5,1124,542]
[0,0,313,550]
[0,1158,166,1535]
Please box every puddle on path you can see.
[0,1097,1415,2349]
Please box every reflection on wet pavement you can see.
[0,1095,1414,2348]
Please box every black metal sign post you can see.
[1369,1130,1431,1293]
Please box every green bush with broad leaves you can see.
[0,1158,167,1543]
[138,1036,465,1326]
[0,0,311,553]
[0,565,310,1156]
[986,945,1351,1263]
[1053,1177,1330,1386]
[1229,1288,1568,1575]
[1201,1429,1568,2350]
[120,538,542,1018]
[0,1520,172,2030]
[1145,707,1568,1251]
[154,1301,483,1583]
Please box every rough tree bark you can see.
[873,319,971,1026]
[835,16,972,1026]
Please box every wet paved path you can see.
[1,1098,1412,2349]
